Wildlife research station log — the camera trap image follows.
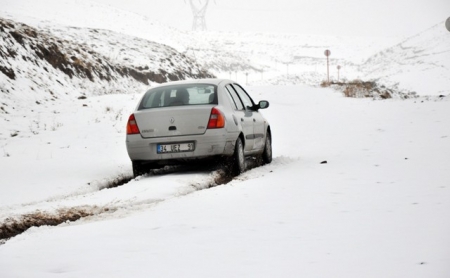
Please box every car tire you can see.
[229,137,245,176]
[262,131,272,164]
[132,161,147,178]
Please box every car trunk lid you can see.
[134,106,212,138]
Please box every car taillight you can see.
[207,107,225,129]
[126,114,140,134]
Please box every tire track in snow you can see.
[0,156,295,243]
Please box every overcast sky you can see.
[92,0,449,38]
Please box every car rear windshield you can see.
[138,84,217,110]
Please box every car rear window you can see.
[138,84,217,110]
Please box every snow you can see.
[1,0,450,276]
[361,22,450,96]
[1,86,450,277]
[0,0,432,92]
[3,0,449,94]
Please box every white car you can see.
[126,78,272,177]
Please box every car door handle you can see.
[253,118,256,122]
[241,118,244,122]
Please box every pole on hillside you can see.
[324,50,331,84]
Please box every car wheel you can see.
[132,161,147,178]
[262,131,272,164]
[229,137,245,176]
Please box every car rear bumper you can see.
[126,129,238,161]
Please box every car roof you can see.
[150,78,234,88]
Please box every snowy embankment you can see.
[0,86,449,277]
[360,21,450,96]
[0,16,213,117]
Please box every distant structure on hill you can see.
[187,0,211,31]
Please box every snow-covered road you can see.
[1,85,449,277]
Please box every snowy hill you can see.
[180,31,388,85]
[1,0,397,87]
[360,21,450,96]
[1,0,449,96]
[0,17,212,114]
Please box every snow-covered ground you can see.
[1,86,449,277]
[1,0,450,276]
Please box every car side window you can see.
[232,84,254,110]
[225,84,244,110]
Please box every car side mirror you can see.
[258,100,269,110]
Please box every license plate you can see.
[157,142,195,154]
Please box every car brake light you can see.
[207,107,225,129]
[126,114,140,134]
